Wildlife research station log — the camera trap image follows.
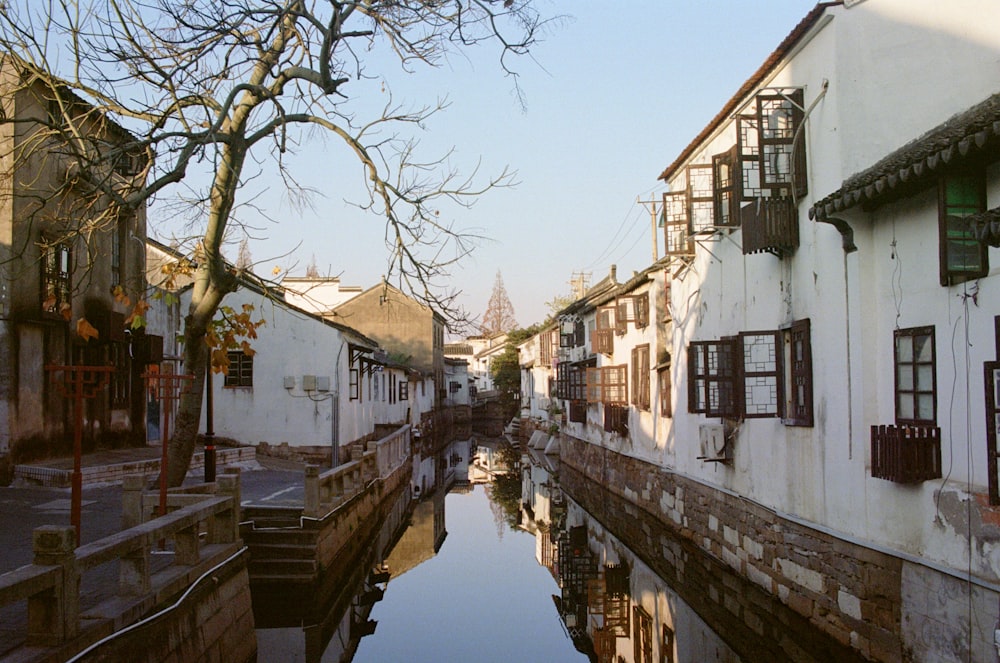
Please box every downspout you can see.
[332,341,345,467]
[816,216,857,253]
[823,217,857,462]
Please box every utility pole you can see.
[638,195,661,262]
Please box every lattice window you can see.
[939,170,988,286]
[737,114,764,200]
[712,145,741,227]
[569,360,591,401]
[604,403,629,436]
[631,344,650,411]
[661,624,675,663]
[740,331,782,418]
[349,368,360,401]
[587,365,628,404]
[540,330,552,367]
[985,355,1000,505]
[398,379,408,401]
[592,306,616,355]
[686,163,715,236]
[41,239,71,317]
[633,606,653,663]
[225,350,253,387]
[556,361,570,399]
[895,326,936,425]
[688,340,738,417]
[615,294,650,334]
[756,89,806,198]
[661,191,693,256]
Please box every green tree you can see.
[490,344,521,421]
[0,0,549,484]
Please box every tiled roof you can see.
[810,93,1000,221]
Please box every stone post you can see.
[304,465,320,518]
[122,474,145,529]
[216,472,241,543]
[28,525,78,646]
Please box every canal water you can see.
[255,440,865,663]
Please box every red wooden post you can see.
[45,365,114,546]
[142,371,194,523]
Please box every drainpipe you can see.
[817,216,857,253]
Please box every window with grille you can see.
[398,379,408,401]
[41,239,71,316]
[756,89,806,198]
[688,320,812,424]
[661,190,693,256]
[586,365,628,404]
[688,340,738,417]
[686,163,715,236]
[712,145,740,227]
[631,344,650,411]
[895,326,936,425]
[225,350,253,387]
[939,171,988,286]
[633,606,653,663]
[616,294,650,334]
[604,403,629,437]
[592,306,615,355]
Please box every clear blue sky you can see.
[150,1,820,335]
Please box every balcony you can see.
[870,424,941,483]
[741,197,799,257]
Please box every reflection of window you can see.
[895,326,935,425]
[633,606,653,663]
[225,351,253,387]
[42,239,71,316]
[939,171,988,286]
[661,624,675,663]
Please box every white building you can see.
[532,2,1000,660]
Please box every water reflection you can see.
[255,438,863,662]
[521,445,866,663]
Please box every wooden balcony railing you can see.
[742,197,799,257]
[870,424,942,483]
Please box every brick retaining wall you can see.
[559,435,910,661]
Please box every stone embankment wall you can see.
[79,552,255,663]
[559,435,1000,663]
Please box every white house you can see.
[538,2,1000,660]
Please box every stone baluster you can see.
[28,526,78,646]
[122,474,145,529]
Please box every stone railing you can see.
[304,425,410,519]
[0,474,241,651]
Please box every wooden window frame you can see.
[398,379,408,401]
[349,368,360,401]
[592,305,616,355]
[894,326,936,426]
[686,163,715,236]
[41,239,72,317]
[586,365,628,405]
[661,190,693,256]
[784,319,813,426]
[939,170,988,286]
[603,403,629,437]
[712,145,741,228]
[658,365,672,417]
[224,350,253,388]
[756,88,806,199]
[687,339,738,418]
[740,330,783,418]
[631,344,650,411]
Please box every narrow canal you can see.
[255,440,866,662]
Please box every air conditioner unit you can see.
[698,424,728,462]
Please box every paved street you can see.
[0,452,309,655]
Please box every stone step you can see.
[247,542,316,560]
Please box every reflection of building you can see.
[384,486,447,579]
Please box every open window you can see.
[592,306,615,355]
[712,146,740,228]
[586,365,627,404]
[615,293,650,334]
[661,190,694,257]
[939,170,988,286]
[631,344,650,411]
[688,319,813,425]
[686,163,715,236]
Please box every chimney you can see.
[609,264,617,283]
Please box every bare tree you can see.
[0,0,548,484]
[481,269,517,335]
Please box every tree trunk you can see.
[166,327,208,486]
